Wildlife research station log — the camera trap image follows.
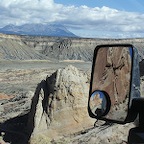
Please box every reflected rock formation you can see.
[92,46,132,120]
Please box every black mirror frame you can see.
[88,44,140,124]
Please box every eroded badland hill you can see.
[0,33,144,144]
[1,33,144,61]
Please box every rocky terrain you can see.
[0,33,144,143]
[0,65,135,144]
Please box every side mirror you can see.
[88,44,140,124]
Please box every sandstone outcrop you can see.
[27,65,95,142]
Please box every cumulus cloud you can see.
[0,0,144,38]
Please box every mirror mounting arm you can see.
[128,98,144,143]
[131,98,144,128]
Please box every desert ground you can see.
[0,60,91,120]
[0,60,136,144]
[0,34,144,143]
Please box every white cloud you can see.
[0,0,144,38]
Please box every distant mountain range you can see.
[0,23,77,37]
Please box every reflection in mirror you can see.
[90,91,107,117]
[90,45,133,122]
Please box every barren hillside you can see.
[1,33,144,61]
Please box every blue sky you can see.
[0,0,144,38]
[55,0,144,13]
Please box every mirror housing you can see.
[88,44,140,124]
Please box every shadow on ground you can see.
[0,78,52,144]
[0,114,30,144]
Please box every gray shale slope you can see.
[21,35,144,61]
[1,33,144,61]
[0,34,47,60]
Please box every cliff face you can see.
[21,36,144,61]
[91,46,132,121]
[21,37,96,61]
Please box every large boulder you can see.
[27,65,95,142]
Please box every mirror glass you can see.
[89,45,133,122]
[89,90,108,117]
